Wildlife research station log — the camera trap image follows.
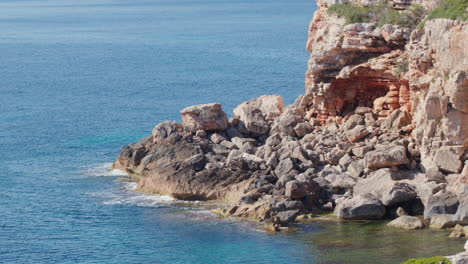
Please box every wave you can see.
[84,162,127,177]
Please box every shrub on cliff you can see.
[328,2,426,28]
[402,256,452,264]
[327,3,371,24]
[418,0,468,28]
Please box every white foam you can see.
[84,162,128,177]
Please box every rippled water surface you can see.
[0,0,464,263]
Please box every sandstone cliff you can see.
[115,0,467,235]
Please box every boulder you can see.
[396,207,408,216]
[365,145,409,168]
[285,180,308,200]
[294,122,313,137]
[430,214,457,229]
[210,133,226,144]
[231,137,256,149]
[334,194,386,220]
[354,169,416,206]
[449,224,466,238]
[343,114,364,130]
[454,196,468,224]
[434,145,464,173]
[352,145,372,158]
[275,158,298,177]
[383,109,411,130]
[272,108,303,136]
[423,191,459,219]
[348,161,364,178]
[152,121,183,142]
[345,125,370,143]
[275,210,300,225]
[180,103,228,132]
[325,173,357,193]
[388,215,424,230]
[233,95,285,134]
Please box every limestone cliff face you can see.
[407,19,468,172]
[302,0,468,173]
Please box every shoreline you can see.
[114,0,468,262]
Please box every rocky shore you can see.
[114,0,467,261]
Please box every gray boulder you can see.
[434,145,464,173]
[233,95,285,135]
[334,194,386,220]
[365,145,409,168]
[345,125,370,143]
[423,191,459,219]
[454,196,468,224]
[275,210,300,225]
[152,121,183,142]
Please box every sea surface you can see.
[0,0,464,263]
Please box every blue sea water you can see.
[0,0,464,263]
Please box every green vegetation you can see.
[327,2,426,28]
[396,58,409,79]
[418,0,468,28]
[402,256,452,264]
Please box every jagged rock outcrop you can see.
[115,0,467,230]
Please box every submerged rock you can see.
[388,215,424,230]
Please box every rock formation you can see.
[114,0,467,234]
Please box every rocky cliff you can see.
[115,0,467,235]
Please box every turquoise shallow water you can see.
[0,0,464,263]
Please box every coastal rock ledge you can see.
[114,0,467,235]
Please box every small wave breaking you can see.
[84,162,127,177]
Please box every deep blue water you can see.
[1,1,464,263]
[0,0,317,263]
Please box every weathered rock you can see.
[345,125,370,143]
[429,214,457,229]
[152,121,183,142]
[352,145,372,158]
[423,191,459,219]
[325,173,357,193]
[396,207,408,216]
[275,158,298,177]
[285,180,308,200]
[180,103,228,132]
[409,19,468,171]
[449,224,466,238]
[454,196,468,225]
[275,210,300,225]
[231,137,256,149]
[210,133,226,144]
[388,215,424,230]
[220,140,237,150]
[354,168,416,206]
[434,146,464,173]
[383,109,411,130]
[348,161,365,178]
[294,122,313,137]
[426,167,447,183]
[343,114,364,130]
[233,95,285,134]
[334,194,386,220]
[365,145,409,168]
